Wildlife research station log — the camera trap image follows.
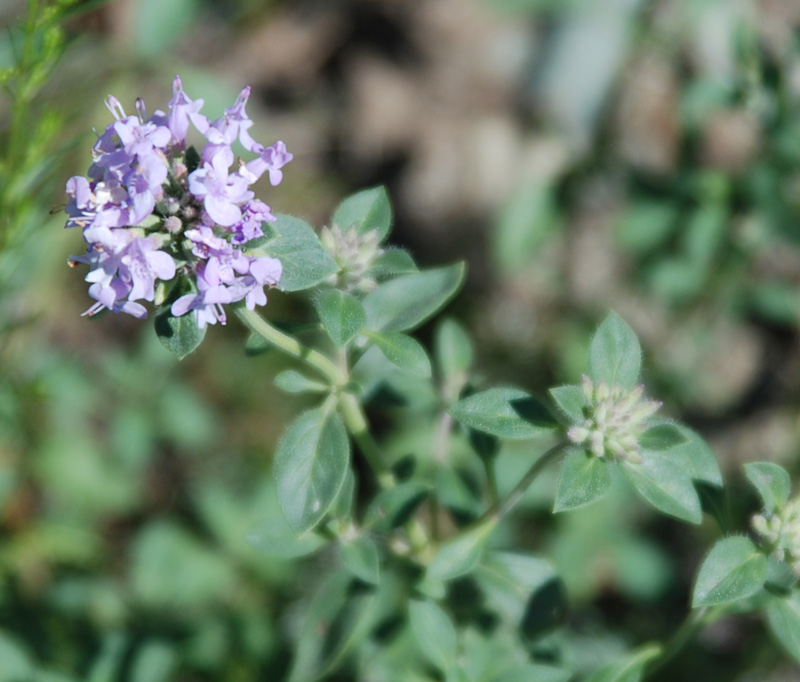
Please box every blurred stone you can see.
[756,0,800,57]
[615,54,680,176]
[700,109,762,174]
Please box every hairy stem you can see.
[235,307,345,385]
[490,441,568,521]
[236,307,395,487]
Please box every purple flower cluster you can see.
[66,76,292,327]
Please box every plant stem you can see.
[339,392,395,488]
[235,307,395,488]
[644,605,726,678]
[235,307,345,385]
[490,441,567,521]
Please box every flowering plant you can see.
[60,78,800,681]
[65,77,287,328]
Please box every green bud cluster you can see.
[321,225,383,293]
[752,498,800,576]
[567,375,661,463]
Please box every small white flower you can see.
[567,375,661,463]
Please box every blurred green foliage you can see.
[1,0,799,680]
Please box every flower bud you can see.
[566,376,661,462]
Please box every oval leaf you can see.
[744,462,791,513]
[370,248,417,277]
[621,451,702,524]
[254,215,338,292]
[435,318,473,382]
[274,370,328,394]
[588,313,642,389]
[340,535,380,585]
[155,308,206,359]
[553,449,611,512]
[549,384,586,423]
[315,289,366,347]
[366,331,431,377]
[274,408,350,533]
[638,424,688,451]
[692,536,768,607]
[667,424,722,487]
[426,519,496,582]
[408,599,458,671]
[363,263,465,333]
[450,388,557,440]
[766,591,800,665]
[332,186,393,241]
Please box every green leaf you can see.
[621,451,702,524]
[0,632,33,682]
[370,248,418,277]
[315,289,367,346]
[274,370,328,394]
[744,462,791,512]
[692,536,768,607]
[476,552,566,641]
[287,571,377,682]
[426,519,496,582]
[766,591,800,664]
[363,263,465,332]
[332,186,393,241]
[549,384,586,423]
[365,481,430,531]
[588,313,642,389]
[274,408,351,533]
[408,599,458,671]
[450,388,557,439]
[615,200,678,255]
[154,309,206,360]
[553,450,611,512]
[130,641,177,682]
[255,215,338,291]
[340,535,381,585]
[668,424,722,487]
[493,182,559,272]
[366,331,432,377]
[583,643,662,682]
[246,514,327,559]
[435,318,473,381]
[638,424,687,451]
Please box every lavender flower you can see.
[66,77,290,324]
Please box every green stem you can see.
[339,392,395,488]
[235,307,344,385]
[490,441,567,521]
[644,605,726,678]
[236,307,395,488]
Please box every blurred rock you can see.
[700,109,762,174]
[615,54,680,176]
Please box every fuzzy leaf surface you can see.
[274,408,350,533]
[554,450,611,512]
[745,462,791,512]
[692,536,768,607]
[363,264,465,333]
[588,312,642,389]
[450,388,557,440]
[315,289,366,347]
[256,215,338,291]
[332,186,392,241]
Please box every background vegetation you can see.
[1,0,799,679]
